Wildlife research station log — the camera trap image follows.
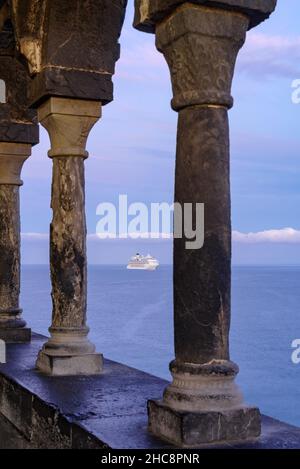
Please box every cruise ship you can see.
[127,253,159,271]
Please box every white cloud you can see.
[233,227,300,244]
[21,233,49,241]
[117,30,167,83]
[21,232,173,241]
[238,32,300,78]
[22,229,300,244]
[246,33,300,52]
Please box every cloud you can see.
[21,233,49,241]
[117,31,167,83]
[233,227,300,243]
[238,32,300,79]
[91,232,172,240]
[118,31,300,83]
[23,228,300,244]
[21,232,172,241]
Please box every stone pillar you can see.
[134,1,276,446]
[35,97,102,376]
[0,21,39,343]
[8,0,127,374]
[0,143,31,342]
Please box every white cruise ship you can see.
[127,253,159,271]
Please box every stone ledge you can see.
[0,333,300,449]
[0,122,39,146]
[29,68,113,108]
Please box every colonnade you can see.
[0,0,276,446]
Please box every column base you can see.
[148,399,261,447]
[35,327,103,376]
[148,359,261,446]
[36,350,103,376]
[0,328,31,343]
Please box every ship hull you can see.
[127,265,158,271]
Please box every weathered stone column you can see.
[0,143,31,342]
[35,97,102,376]
[8,0,127,374]
[134,0,276,446]
[0,21,39,343]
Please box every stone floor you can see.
[1,333,300,449]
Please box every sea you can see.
[21,265,300,427]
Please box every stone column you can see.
[0,143,31,342]
[0,20,39,343]
[35,97,102,376]
[134,1,276,446]
[8,0,127,374]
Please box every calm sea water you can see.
[20,265,300,427]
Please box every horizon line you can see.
[21,263,300,267]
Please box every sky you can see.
[20,0,300,265]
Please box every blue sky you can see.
[20,1,300,264]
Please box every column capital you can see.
[134,0,277,32]
[0,142,31,185]
[38,97,101,158]
[155,5,249,110]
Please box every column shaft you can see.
[0,186,22,325]
[174,106,231,364]
[0,143,31,342]
[50,157,87,331]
